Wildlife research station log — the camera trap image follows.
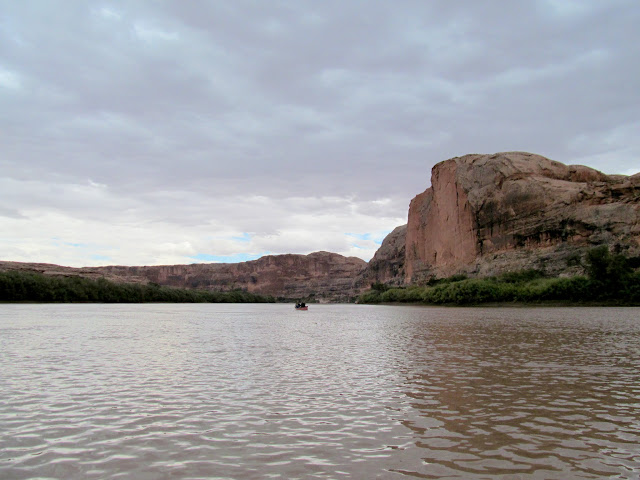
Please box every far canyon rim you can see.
[2,152,639,301]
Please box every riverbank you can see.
[358,267,640,306]
[0,270,275,303]
[368,300,640,307]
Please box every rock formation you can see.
[96,251,366,301]
[3,151,638,300]
[0,251,367,302]
[355,225,406,288]
[396,152,639,283]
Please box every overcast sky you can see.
[1,1,638,267]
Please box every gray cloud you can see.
[1,0,638,266]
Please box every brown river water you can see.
[1,304,639,479]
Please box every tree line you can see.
[359,246,640,305]
[0,271,275,303]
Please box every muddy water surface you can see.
[1,304,639,479]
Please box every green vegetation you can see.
[0,271,275,303]
[359,247,640,305]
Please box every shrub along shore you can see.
[358,246,640,306]
[0,271,275,303]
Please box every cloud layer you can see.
[1,1,638,266]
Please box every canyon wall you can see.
[96,251,366,302]
[401,152,640,282]
[0,251,367,302]
[354,224,407,288]
[3,151,638,300]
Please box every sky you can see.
[1,1,639,267]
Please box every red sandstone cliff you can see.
[3,152,638,299]
[0,251,367,302]
[95,251,366,301]
[402,152,640,282]
[355,224,406,288]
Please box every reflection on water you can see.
[392,308,640,479]
[1,304,639,479]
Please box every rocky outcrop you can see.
[96,251,366,302]
[355,225,407,288]
[402,152,640,282]
[4,152,638,300]
[0,252,367,302]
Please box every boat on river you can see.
[295,302,308,310]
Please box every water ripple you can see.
[1,304,639,479]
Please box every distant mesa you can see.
[0,251,367,303]
[2,152,638,301]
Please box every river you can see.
[1,304,639,479]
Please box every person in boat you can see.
[295,302,306,308]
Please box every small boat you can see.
[295,302,308,310]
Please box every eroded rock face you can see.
[355,224,407,288]
[96,251,366,301]
[404,152,640,282]
[405,160,478,282]
[0,252,367,302]
[4,152,638,299]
